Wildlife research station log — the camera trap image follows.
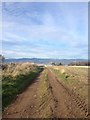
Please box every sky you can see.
[1,2,88,59]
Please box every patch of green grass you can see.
[52,69,69,81]
[51,68,81,92]
[2,66,42,110]
[45,73,48,81]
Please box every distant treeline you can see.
[68,61,90,66]
[51,62,63,66]
[51,61,90,66]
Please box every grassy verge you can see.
[2,66,43,110]
[36,70,52,118]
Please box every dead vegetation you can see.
[2,62,38,77]
[2,62,42,110]
[2,64,89,118]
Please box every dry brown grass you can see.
[53,66,88,83]
[2,62,42,110]
[50,66,88,104]
[2,62,38,77]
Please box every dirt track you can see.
[3,68,88,118]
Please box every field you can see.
[2,63,89,118]
[51,66,88,103]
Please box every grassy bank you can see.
[2,63,43,110]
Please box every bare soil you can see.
[47,69,88,118]
[2,68,89,118]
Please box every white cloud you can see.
[2,2,88,58]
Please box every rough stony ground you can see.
[2,68,89,118]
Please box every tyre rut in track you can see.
[2,68,89,118]
[3,69,47,118]
[3,69,55,118]
[47,69,88,118]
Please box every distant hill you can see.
[4,58,88,65]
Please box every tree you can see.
[0,55,5,63]
[57,62,63,66]
[51,62,56,65]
